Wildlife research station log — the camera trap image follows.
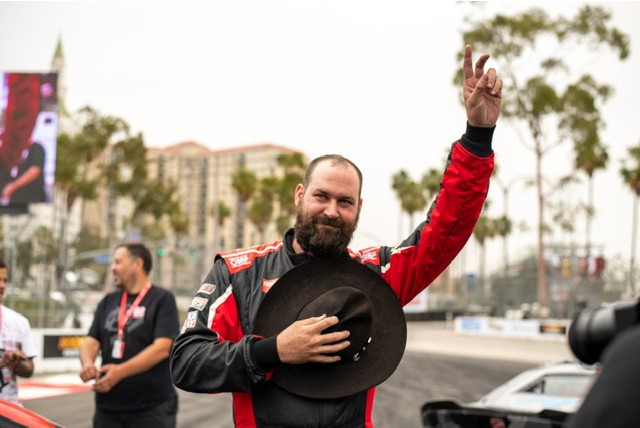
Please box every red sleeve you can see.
[382,141,494,305]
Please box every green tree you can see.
[207,200,231,253]
[391,170,426,231]
[230,153,305,246]
[248,180,276,242]
[211,201,231,227]
[56,106,130,210]
[104,131,184,236]
[421,168,442,205]
[58,106,186,286]
[56,106,129,292]
[274,153,306,234]
[457,5,629,310]
[391,167,443,235]
[560,75,611,255]
[620,143,640,295]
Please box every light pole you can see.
[493,176,528,272]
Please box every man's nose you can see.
[323,200,339,218]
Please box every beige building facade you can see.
[82,141,304,294]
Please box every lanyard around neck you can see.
[117,282,151,339]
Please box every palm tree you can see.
[560,75,611,256]
[391,170,426,231]
[274,153,306,234]
[231,167,258,247]
[211,201,231,227]
[421,168,442,207]
[248,187,274,243]
[620,143,640,295]
[247,177,280,243]
[56,107,130,295]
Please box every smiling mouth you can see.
[318,223,338,230]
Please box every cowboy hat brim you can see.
[253,257,407,399]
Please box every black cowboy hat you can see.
[253,257,407,399]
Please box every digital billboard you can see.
[0,72,58,214]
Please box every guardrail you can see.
[454,316,570,341]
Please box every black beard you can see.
[294,211,358,257]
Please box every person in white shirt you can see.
[0,258,38,405]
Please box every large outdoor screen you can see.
[0,72,58,214]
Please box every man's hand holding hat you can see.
[277,314,351,365]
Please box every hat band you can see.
[352,336,372,362]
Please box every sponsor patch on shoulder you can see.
[181,318,197,333]
[198,283,216,294]
[229,254,251,268]
[187,311,198,320]
[190,296,208,311]
[360,250,379,264]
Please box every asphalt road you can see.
[24,322,571,427]
[24,351,534,428]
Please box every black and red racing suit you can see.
[170,124,495,427]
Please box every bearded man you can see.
[170,43,502,428]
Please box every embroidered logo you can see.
[361,250,379,264]
[198,283,216,295]
[229,255,250,268]
[191,296,208,311]
[181,318,197,333]
[132,306,146,319]
[262,278,278,293]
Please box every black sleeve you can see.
[170,259,269,393]
[459,122,495,158]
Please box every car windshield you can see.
[524,374,594,397]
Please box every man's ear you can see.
[294,184,304,206]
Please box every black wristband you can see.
[459,122,495,157]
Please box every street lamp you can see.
[493,175,529,272]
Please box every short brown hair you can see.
[303,154,363,196]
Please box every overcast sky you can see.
[1,1,639,281]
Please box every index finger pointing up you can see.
[463,44,475,80]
